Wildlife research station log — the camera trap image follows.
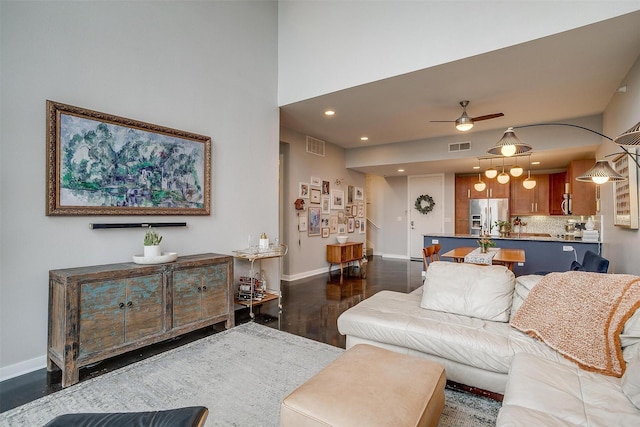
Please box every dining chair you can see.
[423,245,436,270]
[433,244,441,261]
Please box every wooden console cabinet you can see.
[327,242,363,283]
[48,253,233,387]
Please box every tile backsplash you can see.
[510,215,601,237]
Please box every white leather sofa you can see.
[337,261,640,426]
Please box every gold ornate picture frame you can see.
[46,100,211,216]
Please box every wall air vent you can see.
[449,141,471,152]
[306,136,325,157]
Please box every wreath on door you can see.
[415,194,435,215]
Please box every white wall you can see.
[0,1,279,378]
[280,128,365,280]
[600,55,640,274]
[278,1,638,105]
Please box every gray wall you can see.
[280,128,365,280]
[0,0,279,378]
[600,56,640,275]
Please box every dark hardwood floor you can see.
[0,256,424,413]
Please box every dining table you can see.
[441,246,526,271]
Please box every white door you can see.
[408,174,444,259]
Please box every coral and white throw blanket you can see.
[511,271,640,377]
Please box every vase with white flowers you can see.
[143,226,163,258]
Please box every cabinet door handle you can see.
[531,203,534,212]
[119,302,125,309]
[467,189,470,198]
[127,301,133,308]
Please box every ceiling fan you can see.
[431,100,504,131]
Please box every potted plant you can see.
[477,234,496,253]
[143,226,163,257]
[493,220,511,237]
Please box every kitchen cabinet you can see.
[510,174,549,215]
[568,160,597,216]
[455,176,473,233]
[486,179,510,199]
[455,175,511,233]
[48,253,233,387]
[549,172,567,215]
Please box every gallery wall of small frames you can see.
[296,177,365,237]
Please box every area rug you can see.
[0,323,500,426]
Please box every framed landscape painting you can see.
[46,101,211,215]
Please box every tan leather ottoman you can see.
[280,344,446,427]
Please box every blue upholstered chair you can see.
[570,250,609,273]
[535,250,609,275]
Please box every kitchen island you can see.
[424,234,602,276]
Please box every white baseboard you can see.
[381,253,410,260]
[281,267,328,282]
[0,355,47,382]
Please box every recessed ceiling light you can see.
[472,165,480,170]
[397,169,405,172]
[360,136,369,141]
[531,161,541,165]
[324,110,335,116]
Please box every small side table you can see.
[326,242,363,283]
[232,245,287,320]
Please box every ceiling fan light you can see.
[575,159,627,184]
[485,168,498,179]
[497,172,510,184]
[523,177,537,189]
[455,115,474,131]
[613,121,640,146]
[488,127,533,157]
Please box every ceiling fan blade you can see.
[429,120,456,123]
[472,113,504,121]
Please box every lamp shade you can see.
[474,174,486,191]
[485,167,498,179]
[523,177,537,189]
[456,115,474,131]
[488,127,533,157]
[497,172,510,184]
[575,160,627,184]
[613,121,640,146]
[510,165,524,177]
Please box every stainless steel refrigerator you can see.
[469,198,510,236]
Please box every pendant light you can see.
[488,127,533,157]
[576,159,627,184]
[497,157,510,184]
[510,157,524,177]
[522,156,537,189]
[485,158,498,179]
[613,121,640,146]
[474,173,487,192]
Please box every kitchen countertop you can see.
[424,233,600,244]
